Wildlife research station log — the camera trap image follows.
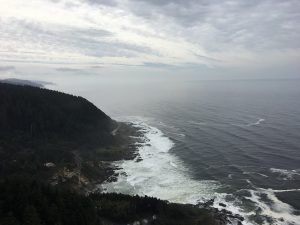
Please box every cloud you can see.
[127,0,300,48]
[0,0,299,72]
[56,67,83,72]
[84,0,118,7]
[0,66,15,71]
[131,0,199,7]
[143,62,176,68]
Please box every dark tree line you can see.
[0,177,97,225]
[0,177,216,225]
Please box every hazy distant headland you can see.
[0,78,54,88]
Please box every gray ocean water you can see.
[59,78,300,225]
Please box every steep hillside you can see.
[0,83,113,141]
[0,83,221,225]
[0,83,136,190]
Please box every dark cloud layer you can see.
[0,66,15,71]
[56,67,82,72]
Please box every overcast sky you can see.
[0,0,300,80]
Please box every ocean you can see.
[58,78,300,225]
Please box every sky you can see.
[0,0,300,81]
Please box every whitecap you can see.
[243,171,269,178]
[270,168,300,180]
[245,188,300,225]
[101,119,220,203]
[188,121,208,126]
[169,161,178,168]
[272,189,300,193]
[257,173,269,178]
[101,118,298,225]
[246,118,265,127]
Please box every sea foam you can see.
[270,168,300,180]
[101,119,219,203]
[245,188,300,225]
[101,118,299,225]
[246,118,265,127]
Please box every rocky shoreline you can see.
[0,83,244,225]
[95,122,246,225]
[82,121,145,193]
[197,199,245,225]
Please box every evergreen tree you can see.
[0,214,20,225]
[23,205,41,225]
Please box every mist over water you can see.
[57,78,300,225]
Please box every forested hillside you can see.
[0,83,134,190]
[0,83,219,225]
[0,178,217,225]
[0,83,113,142]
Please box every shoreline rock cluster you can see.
[197,199,245,225]
[100,123,246,225]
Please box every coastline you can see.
[81,120,151,193]
[103,119,300,225]
[98,120,246,225]
[0,84,224,225]
[4,83,299,225]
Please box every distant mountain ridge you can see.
[0,78,54,88]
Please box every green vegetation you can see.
[0,83,113,141]
[0,83,136,189]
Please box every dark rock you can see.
[219,203,227,207]
[199,199,215,208]
[135,157,143,162]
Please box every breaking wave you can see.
[101,119,220,203]
[270,168,300,180]
[246,118,265,127]
[245,188,300,225]
[101,118,299,225]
